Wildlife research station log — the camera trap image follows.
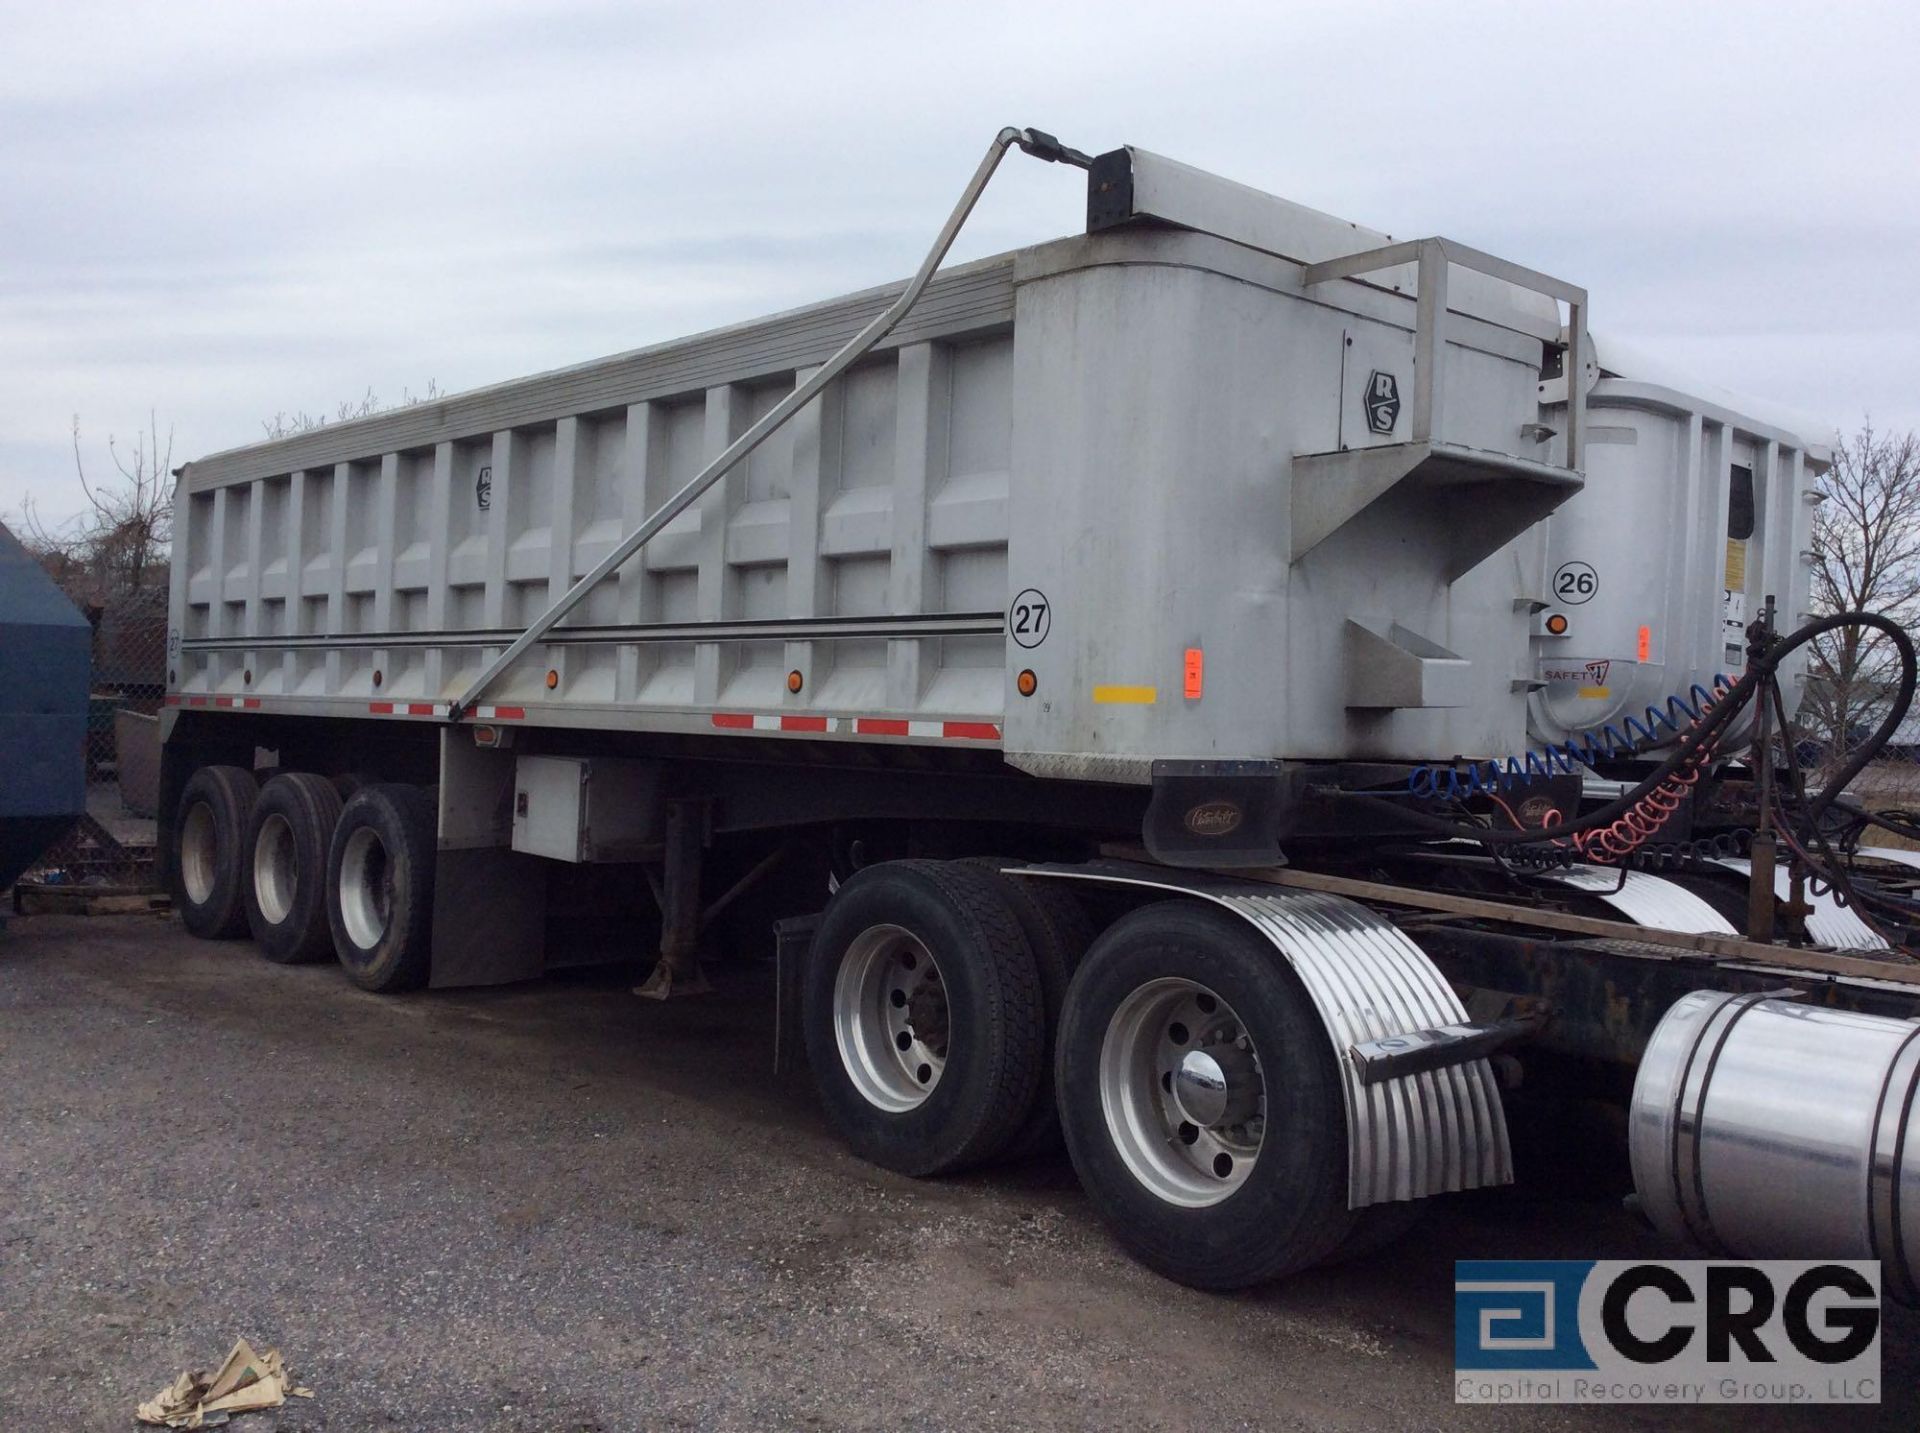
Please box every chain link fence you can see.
[18,571,168,891]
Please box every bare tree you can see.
[19,411,175,600]
[261,379,441,441]
[1798,421,1920,767]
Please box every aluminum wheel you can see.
[180,800,218,906]
[1099,977,1265,1207]
[252,812,298,926]
[832,923,950,1112]
[337,825,393,949]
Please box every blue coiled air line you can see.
[1408,678,1732,801]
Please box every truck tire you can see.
[958,859,1094,1162]
[244,773,343,964]
[172,765,259,939]
[1055,900,1354,1289]
[804,860,1044,1177]
[326,783,436,992]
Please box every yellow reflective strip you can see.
[1092,684,1158,705]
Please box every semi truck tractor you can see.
[160,128,1920,1294]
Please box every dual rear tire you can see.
[173,765,259,939]
[1054,901,1354,1289]
[327,783,436,992]
[172,766,435,992]
[805,861,1048,1176]
[244,773,342,963]
[806,870,1417,1290]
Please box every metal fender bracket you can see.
[1020,860,1514,1208]
[1349,1015,1542,1086]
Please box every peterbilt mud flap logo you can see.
[1183,800,1244,837]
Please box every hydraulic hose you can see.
[1334,610,1918,849]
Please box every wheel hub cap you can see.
[1172,1045,1258,1128]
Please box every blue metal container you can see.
[0,521,91,890]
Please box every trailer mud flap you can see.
[429,847,548,987]
[1024,863,1514,1207]
[1143,760,1302,868]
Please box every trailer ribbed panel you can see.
[181,258,1015,493]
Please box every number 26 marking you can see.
[1553,561,1598,605]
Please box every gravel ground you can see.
[1,911,1913,1432]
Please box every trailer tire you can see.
[958,860,1094,1162]
[244,773,343,964]
[172,765,259,940]
[1055,900,1353,1290]
[326,783,436,992]
[805,860,1044,1177]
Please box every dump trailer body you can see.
[168,151,1585,780]
[1521,335,1829,748]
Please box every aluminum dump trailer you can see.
[157,129,1920,1296]
[169,146,1586,790]
[1521,336,1830,749]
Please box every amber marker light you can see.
[545,668,560,690]
[1017,669,1038,697]
[1545,614,1569,635]
[787,669,804,693]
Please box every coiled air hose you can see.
[1333,610,1918,853]
[1409,678,1733,801]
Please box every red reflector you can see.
[942,722,1000,741]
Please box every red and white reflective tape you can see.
[165,694,260,709]
[163,694,986,739]
[357,701,528,720]
[712,713,999,741]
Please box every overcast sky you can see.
[3,0,1915,532]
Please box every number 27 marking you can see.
[1009,588,1051,648]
